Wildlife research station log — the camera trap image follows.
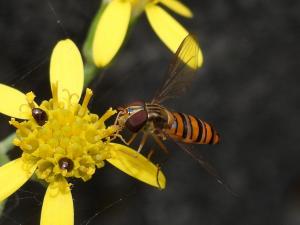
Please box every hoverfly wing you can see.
[152,34,202,104]
[174,141,238,196]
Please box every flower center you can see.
[10,87,119,184]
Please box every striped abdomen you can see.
[165,112,220,144]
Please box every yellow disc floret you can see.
[9,86,118,184]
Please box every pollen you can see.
[10,88,118,184]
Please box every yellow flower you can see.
[0,40,165,225]
[92,0,203,68]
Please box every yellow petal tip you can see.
[107,143,167,189]
[92,1,131,67]
[50,38,84,105]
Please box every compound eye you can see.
[125,110,148,133]
[32,108,48,126]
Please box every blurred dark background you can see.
[0,0,299,224]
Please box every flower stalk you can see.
[0,133,16,163]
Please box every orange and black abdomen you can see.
[166,112,220,144]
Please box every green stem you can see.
[84,62,100,86]
[0,153,9,165]
[0,133,15,161]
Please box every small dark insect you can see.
[32,108,48,126]
[58,157,74,172]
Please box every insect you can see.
[115,34,220,153]
[114,34,234,192]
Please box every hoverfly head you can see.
[117,100,147,133]
[124,101,147,133]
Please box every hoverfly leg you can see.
[155,156,170,190]
[147,149,155,160]
[137,133,149,153]
[148,149,162,190]
[114,111,122,125]
[127,133,138,145]
[115,134,127,144]
[151,134,169,154]
[156,163,163,190]
[117,133,138,146]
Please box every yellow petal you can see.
[50,39,84,105]
[146,4,203,68]
[0,84,31,119]
[0,158,36,202]
[106,143,166,189]
[92,0,131,67]
[41,179,73,225]
[159,0,193,18]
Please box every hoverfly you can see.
[115,34,219,149]
[115,34,228,190]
